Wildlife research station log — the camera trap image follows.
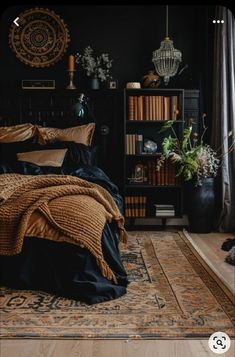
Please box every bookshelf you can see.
[123,88,184,229]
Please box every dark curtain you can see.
[211,6,235,232]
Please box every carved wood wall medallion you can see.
[9,7,70,68]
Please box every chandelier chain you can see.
[166,5,168,38]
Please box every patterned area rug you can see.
[1,231,235,339]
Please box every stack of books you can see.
[154,204,175,217]
[125,134,143,154]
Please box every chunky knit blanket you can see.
[0,173,127,283]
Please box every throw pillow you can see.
[17,149,68,167]
[37,123,95,146]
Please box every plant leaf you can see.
[162,136,177,155]
[158,120,174,133]
[182,126,192,151]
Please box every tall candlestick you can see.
[68,55,75,71]
[66,70,76,89]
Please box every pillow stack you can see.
[0,122,96,168]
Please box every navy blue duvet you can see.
[0,144,128,304]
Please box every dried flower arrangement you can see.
[75,46,113,82]
[157,114,235,186]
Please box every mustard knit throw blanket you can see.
[0,173,127,283]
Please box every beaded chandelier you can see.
[152,5,182,86]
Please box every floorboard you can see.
[1,340,234,357]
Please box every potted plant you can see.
[157,115,234,233]
[75,46,113,89]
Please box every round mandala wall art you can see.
[9,7,70,68]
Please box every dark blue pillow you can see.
[40,141,97,167]
[0,137,38,165]
[0,139,97,172]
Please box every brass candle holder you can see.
[66,70,76,89]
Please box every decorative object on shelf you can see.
[128,163,145,184]
[141,70,161,88]
[126,82,141,89]
[107,79,118,89]
[9,7,70,68]
[73,93,88,118]
[66,70,76,90]
[143,139,158,154]
[76,46,113,88]
[152,5,182,86]
[90,78,100,90]
[66,55,76,89]
[21,80,55,89]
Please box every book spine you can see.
[135,134,143,154]
[133,96,138,120]
[128,96,134,120]
[143,196,147,217]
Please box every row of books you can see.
[128,95,179,121]
[125,134,143,155]
[128,159,180,186]
[154,204,175,217]
[125,198,175,218]
[125,196,147,217]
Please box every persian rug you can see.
[0,231,235,339]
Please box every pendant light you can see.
[152,5,182,86]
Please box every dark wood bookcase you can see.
[123,88,184,229]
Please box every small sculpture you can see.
[141,70,161,88]
[128,163,144,183]
[144,139,158,154]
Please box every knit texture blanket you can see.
[0,174,127,283]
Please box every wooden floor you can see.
[0,339,234,357]
[1,339,235,357]
[183,230,235,294]
[1,230,235,357]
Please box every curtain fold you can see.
[211,6,235,231]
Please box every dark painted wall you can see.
[0,4,215,94]
[0,4,216,200]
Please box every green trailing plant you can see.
[157,115,235,186]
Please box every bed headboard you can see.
[0,90,94,127]
[0,88,123,184]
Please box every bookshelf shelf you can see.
[126,184,181,188]
[123,88,184,229]
[126,215,181,219]
[126,120,184,123]
[126,153,162,157]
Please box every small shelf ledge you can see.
[126,120,184,123]
[125,184,181,188]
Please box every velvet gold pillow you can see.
[17,149,68,167]
[0,123,37,143]
[37,123,95,146]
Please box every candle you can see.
[68,55,75,71]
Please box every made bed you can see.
[0,122,129,305]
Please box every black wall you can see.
[0,4,216,188]
[0,5,215,92]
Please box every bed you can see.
[0,122,129,305]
